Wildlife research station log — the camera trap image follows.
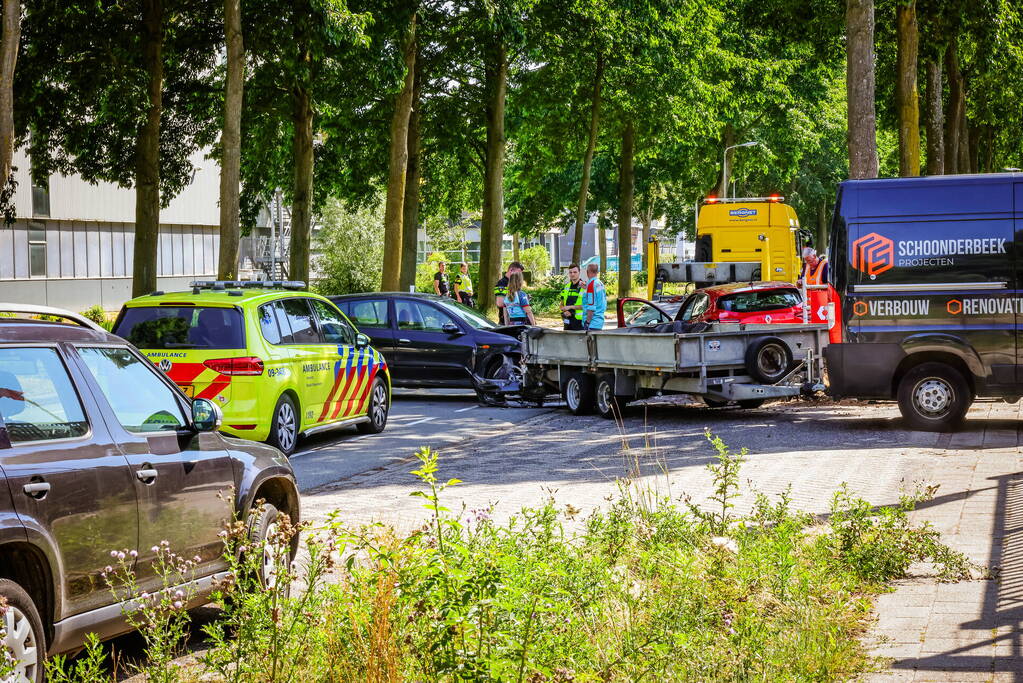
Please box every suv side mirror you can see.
[442,321,461,335]
[355,333,370,348]
[192,398,222,433]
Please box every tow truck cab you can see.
[696,197,802,283]
[825,172,1023,430]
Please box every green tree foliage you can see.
[313,197,385,296]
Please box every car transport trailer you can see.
[477,322,829,418]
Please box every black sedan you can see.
[329,292,522,389]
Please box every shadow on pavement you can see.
[885,470,1023,679]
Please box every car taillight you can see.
[204,357,264,376]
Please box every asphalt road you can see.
[289,388,553,491]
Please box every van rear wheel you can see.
[897,363,971,432]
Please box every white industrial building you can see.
[0,148,240,311]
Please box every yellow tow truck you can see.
[647,195,803,299]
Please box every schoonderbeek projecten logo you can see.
[728,208,757,217]
[851,232,894,277]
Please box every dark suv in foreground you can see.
[0,305,299,681]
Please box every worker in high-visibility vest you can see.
[798,247,834,327]
[559,263,585,330]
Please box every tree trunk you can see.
[217,0,243,280]
[895,0,920,177]
[957,108,970,174]
[716,123,735,196]
[924,57,943,175]
[132,0,163,297]
[641,191,654,247]
[381,15,416,292]
[478,41,507,316]
[398,54,421,293]
[984,126,994,172]
[846,0,879,179]
[817,203,828,252]
[617,121,635,300]
[944,38,962,174]
[597,210,607,274]
[0,0,20,188]
[512,233,519,262]
[289,84,313,286]
[571,53,603,265]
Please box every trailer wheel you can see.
[562,372,595,415]
[703,398,729,408]
[595,374,624,420]
[744,337,793,384]
[738,399,766,409]
[897,362,971,431]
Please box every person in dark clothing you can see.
[433,261,451,297]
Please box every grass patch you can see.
[45,434,977,682]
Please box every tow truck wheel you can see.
[897,362,971,432]
[595,374,623,420]
[563,372,595,415]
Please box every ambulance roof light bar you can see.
[703,195,785,205]
[188,280,307,293]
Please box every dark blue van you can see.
[826,172,1023,430]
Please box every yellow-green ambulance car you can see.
[113,281,390,455]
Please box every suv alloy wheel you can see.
[0,579,44,683]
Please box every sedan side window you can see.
[396,300,454,333]
[78,347,186,433]
[347,300,390,329]
[309,299,356,345]
[0,347,89,443]
[690,295,710,319]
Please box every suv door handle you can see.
[22,482,50,499]
[398,338,411,344]
[136,468,159,484]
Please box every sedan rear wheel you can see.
[0,579,44,683]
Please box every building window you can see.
[31,178,50,218]
[28,222,46,277]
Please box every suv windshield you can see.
[434,299,496,329]
[115,306,245,349]
[717,289,801,313]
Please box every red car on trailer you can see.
[617,281,806,329]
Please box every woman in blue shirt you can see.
[504,271,535,325]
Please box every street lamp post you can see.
[722,141,760,199]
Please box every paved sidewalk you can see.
[301,398,1023,681]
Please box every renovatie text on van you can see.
[825,172,1023,431]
